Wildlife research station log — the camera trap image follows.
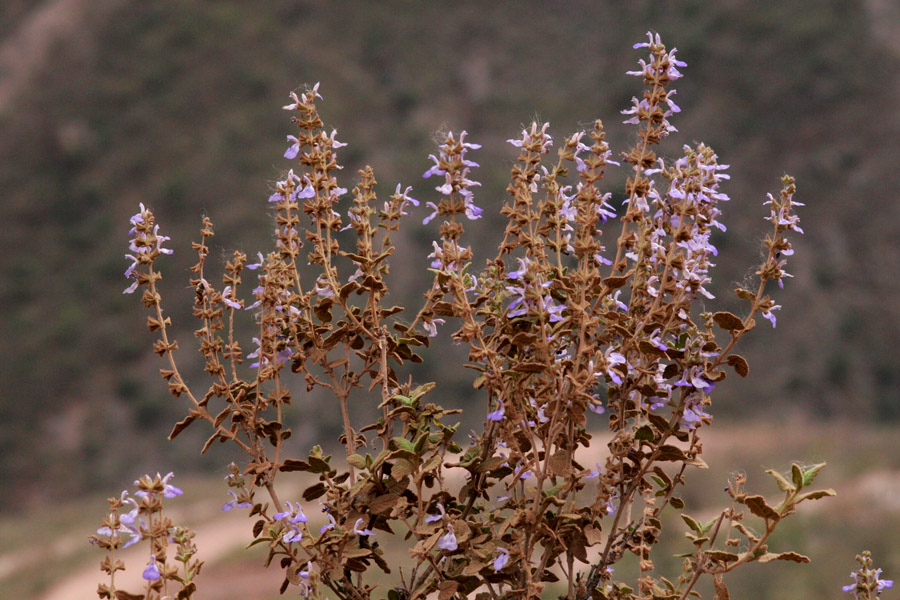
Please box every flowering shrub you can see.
[95,32,889,600]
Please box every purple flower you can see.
[422,154,446,179]
[221,286,242,310]
[284,135,301,159]
[283,528,303,543]
[274,501,309,524]
[353,518,376,537]
[493,547,510,571]
[222,490,252,512]
[584,463,603,479]
[648,329,668,352]
[97,521,142,548]
[422,317,445,338]
[391,183,420,215]
[761,304,781,328]
[507,257,530,280]
[437,526,458,551]
[246,252,265,270]
[422,201,440,225]
[313,275,335,298]
[425,503,446,523]
[487,402,505,422]
[160,472,183,498]
[603,350,627,385]
[319,513,336,534]
[142,559,161,581]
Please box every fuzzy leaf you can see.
[347,454,367,470]
[758,551,810,563]
[391,458,416,480]
[681,514,702,535]
[765,469,795,493]
[713,575,730,600]
[797,488,836,502]
[302,482,326,501]
[726,354,750,377]
[176,583,197,600]
[744,495,780,521]
[713,311,744,332]
[169,414,198,440]
[253,519,265,538]
[705,550,739,563]
[791,463,803,489]
[802,462,827,487]
[392,437,416,453]
[279,459,312,472]
[604,276,629,289]
[438,581,459,600]
[369,492,400,515]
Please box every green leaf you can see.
[681,514,702,534]
[791,463,803,489]
[802,462,827,487]
[410,382,436,400]
[308,455,333,474]
[635,424,655,442]
[347,454,367,470]
[392,437,416,453]
[700,517,718,535]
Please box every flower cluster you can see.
[843,552,894,599]
[103,31,870,600]
[91,472,199,600]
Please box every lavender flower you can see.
[425,503,446,523]
[319,513,336,534]
[493,547,510,571]
[124,204,172,294]
[274,501,309,524]
[284,135,301,159]
[437,526,458,551]
[222,490,252,512]
[222,286,242,310]
[313,275,335,298]
[142,558,161,581]
[353,518,376,537]
[423,131,482,223]
[761,304,781,328]
[422,316,445,338]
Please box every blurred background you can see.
[1,1,899,598]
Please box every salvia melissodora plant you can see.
[92,32,891,600]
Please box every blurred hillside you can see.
[1,0,899,510]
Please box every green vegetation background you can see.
[1,0,898,520]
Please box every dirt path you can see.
[39,512,252,600]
